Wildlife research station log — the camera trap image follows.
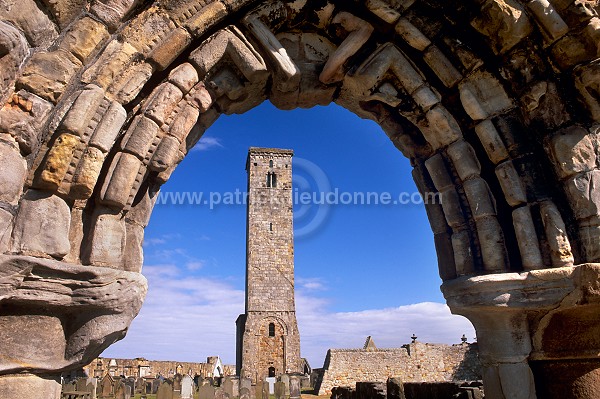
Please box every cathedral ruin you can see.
[236,148,302,384]
[2,0,600,397]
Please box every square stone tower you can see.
[236,147,302,383]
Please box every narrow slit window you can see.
[269,160,273,167]
[268,322,275,337]
[269,223,273,231]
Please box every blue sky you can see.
[103,101,475,367]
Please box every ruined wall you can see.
[315,343,480,395]
[83,357,235,379]
[3,0,600,397]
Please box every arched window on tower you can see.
[268,322,275,337]
[269,160,273,167]
[268,367,275,377]
[266,172,277,188]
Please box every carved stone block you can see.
[100,152,146,209]
[143,83,184,125]
[464,177,497,219]
[38,133,80,190]
[495,160,527,206]
[120,115,160,160]
[168,63,200,93]
[0,140,26,205]
[71,147,106,199]
[474,120,510,164]
[447,140,481,182]
[547,125,597,179]
[459,71,513,121]
[471,0,533,55]
[512,206,543,270]
[11,190,71,258]
[59,17,110,64]
[148,27,192,70]
[564,170,600,220]
[85,208,126,267]
[0,0,58,47]
[17,50,82,103]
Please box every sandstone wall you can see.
[315,343,480,395]
[83,357,235,379]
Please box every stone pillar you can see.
[0,255,147,399]
[0,374,61,399]
[442,264,600,399]
[456,309,536,399]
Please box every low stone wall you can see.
[315,343,480,395]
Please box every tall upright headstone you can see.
[157,381,174,399]
[236,148,302,384]
[181,375,194,399]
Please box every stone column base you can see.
[442,263,600,399]
[0,374,61,399]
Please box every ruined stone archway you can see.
[2,0,600,397]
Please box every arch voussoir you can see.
[2,0,600,397]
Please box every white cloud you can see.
[297,277,326,291]
[186,261,205,271]
[103,268,475,368]
[191,136,223,152]
[143,238,167,247]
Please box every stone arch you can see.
[1,0,600,397]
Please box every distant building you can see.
[82,356,234,379]
[236,148,302,383]
[313,336,481,395]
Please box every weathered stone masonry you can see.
[2,0,600,397]
[236,148,302,384]
[315,342,481,395]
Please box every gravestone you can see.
[125,378,136,397]
[174,374,183,396]
[274,381,286,399]
[199,384,216,399]
[215,386,229,399]
[77,377,97,399]
[151,378,162,394]
[240,378,254,399]
[289,375,301,399]
[255,381,264,399]
[181,375,194,399]
[157,381,174,399]
[280,374,290,398]
[387,377,406,399]
[136,377,146,394]
[100,376,113,398]
[223,376,239,398]
[262,381,270,399]
[265,377,276,394]
[240,387,251,399]
[114,381,131,399]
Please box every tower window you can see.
[268,322,275,337]
[268,367,275,377]
[266,172,277,188]
[269,223,273,231]
[269,160,273,167]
